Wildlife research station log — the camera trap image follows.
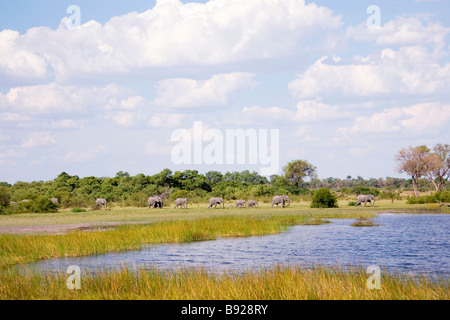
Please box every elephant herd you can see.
[146,195,292,210]
[208,196,291,209]
[93,194,376,211]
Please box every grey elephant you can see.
[272,195,290,208]
[50,198,59,204]
[174,198,188,209]
[235,200,246,208]
[95,198,107,210]
[209,197,224,208]
[247,200,258,208]
[355,195,375,207]
[148,196,163,209]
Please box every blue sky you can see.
[0,0,449,183]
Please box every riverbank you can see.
[0,200,447,232]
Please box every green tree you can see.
[205,171,223,187]
[151,169,173,188]
[427,144,450,191]
[396,146,441,197]
[283,160,317,187]
[0,186,11,213]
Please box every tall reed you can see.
[1,265,447,300]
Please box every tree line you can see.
[0,144,449,214]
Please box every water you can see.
[27,214,449,277]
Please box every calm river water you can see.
[28,214,449,277]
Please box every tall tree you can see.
[396,146,441,197]
[283,160,317,187]
[427,144,450,191]
[0,186,11,213]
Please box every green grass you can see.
[303,218,332,225]
[1,265,448,300]
[0,200,447,228]
[350,218,380,227]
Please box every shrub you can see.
[71,208,87,213]
[406,191,450,204]
[350,218,380,227]
[348,201,357,206]
[32,196,59,213]
[0,186,11,214]
[310,188,338,208]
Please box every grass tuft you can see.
[350,218,380,227]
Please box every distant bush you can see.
[406,191,450,204]
[352,186,380,196]
[311,188,338,208]
[379,190,402,201]
[32,196,59,213]
[348,201,357,206]
[0,186,11,214]
[71,208,87,213]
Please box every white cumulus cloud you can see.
[153,72,257,108]
[1,82,139,113]
[343,102,450,136]
[347,16,449,51]
[288,46,450,99]
[1,0,342,82]
[0,30,49,85]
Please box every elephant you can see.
[95,198,107,210]
[272,195,290,208]
[50,198,59,204]
[148,196,163,209]
[355,195,375,207]
[247,200,258,208]
[235,200,246,208]
[209,197,224,208]
[174,198,188,209]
